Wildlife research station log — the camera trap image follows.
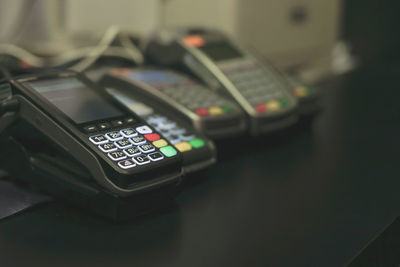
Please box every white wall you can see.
[235,0,343,67]
[163,0,238,36]
[65,0,160,35]
[0,0,26,41]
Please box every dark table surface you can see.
[0,67,399,267]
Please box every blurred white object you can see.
[296,40,357,84]
[331,41,357,75]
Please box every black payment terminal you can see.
[106,86,217,174]
[100,68,247,139]
[144,28,299,135]
[0,70,183,219]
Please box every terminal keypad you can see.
[218,59,292,113]
[146,113,206,153]
[160,84,234,117]
[89,125,177,170]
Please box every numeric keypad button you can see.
[130,135,146,145]
[118,159,136,169]
[159,130,172,138]
[108,151,127,161]
[105,131,123,141]
[169,135,181,145]
[171,127,186,136]
[89,135,108,145]
[120,128,137,138]
[148,152,164,162]
[133,155,150,165]
[115,139,132,149]
[124,147,141,157]
[138,143,156,153]
[147,116,166,125]
[136,125,153,134]
[98,143,117,153]
[157,122,177,131]
[180,134,196,141]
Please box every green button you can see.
[221,105,233,113]
[189,138,205,149]
[160,146,177,157]
[279,98,288,107]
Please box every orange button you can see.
[153,139,168,148]
[182,35,205,47]
[174,142,192,152]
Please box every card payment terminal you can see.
[106,86,217,174]
[144,28,299,135]
[0,70,183,219]
[100,68,247,139]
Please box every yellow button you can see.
[266,100,281,111]
[153,139,168,148]
[293,87,308,98]
[174,142,192,152]
[209,106,223,116]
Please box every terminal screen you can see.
[27,77,124,124]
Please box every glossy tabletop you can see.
[0,67,399,267]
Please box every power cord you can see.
[0,26,145,72]
[69,26,145,71]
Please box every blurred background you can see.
[1,0,398,81]
[0,0,350,82]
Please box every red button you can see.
[196,108,209,116]
[144,133,161,141]
[255,104,267,113]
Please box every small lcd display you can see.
[199,41,243,61]
[27,77,124,124]
[128,70,184,84]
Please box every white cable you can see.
[70,26,145,71]
[70,25,122,71]
[52,46,138,65]
[118,33,144,65]
[50,46,97,65]
[0,25,146,71]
